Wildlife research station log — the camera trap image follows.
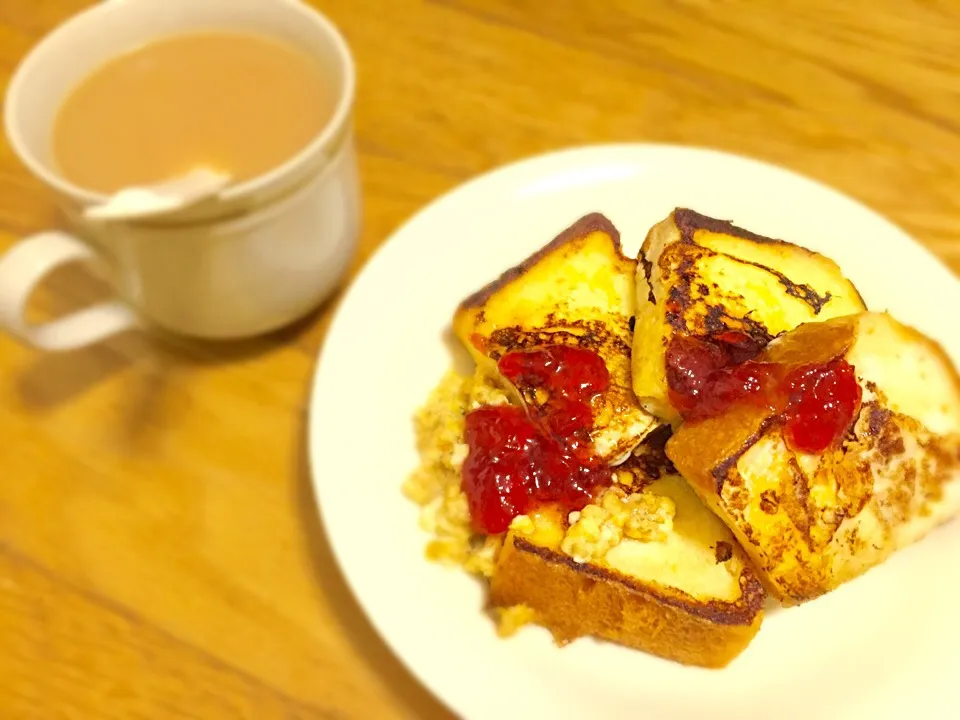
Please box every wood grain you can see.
[0,1,958,718]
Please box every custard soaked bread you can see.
[632,208,866,425]
[453,212,658,466]
[490,431,765,668]
[443,213,764,667]
[666,312,960,604]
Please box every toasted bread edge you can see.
[458,212,626,310]
[672,207,868,309]
[490,534,765,669]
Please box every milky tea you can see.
[52,31,335,193]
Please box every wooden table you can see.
[1,1,958,718]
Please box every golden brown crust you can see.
[671,208,868,310]
[665,404,774,496]
[453,211,658,463]
[513,536,765,625]
[490,534,764,669]
[631,209,868,427]
[667,313,960,604]
[673,209,832,313]
[673,208,792,248]
[483,320,631,363]
[459,212,625,310]
[658,242,777,342]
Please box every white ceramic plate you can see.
[308,144,960,720]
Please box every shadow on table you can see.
[293,419,458,720]
[12,282,343,413]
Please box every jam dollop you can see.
[461,346,612,534]
[781,360,862,454]
[665,333,776,421]
[665,332,862,454]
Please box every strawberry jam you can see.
[781,360,862,454]
[665,333,777,421]
[461,346,612,534]
[665,333,862,454]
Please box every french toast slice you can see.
[633,208,866,425]
[489,430,765,668]
[666,312,960,604]
[453,213,659,464]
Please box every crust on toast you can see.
[633,208,866,425]
[459,213,619,309]
[491,533,763,669]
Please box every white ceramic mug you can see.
[0,0,360,351]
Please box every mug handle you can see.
[0,231,139,352]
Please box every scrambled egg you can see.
[402,369,510,577]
